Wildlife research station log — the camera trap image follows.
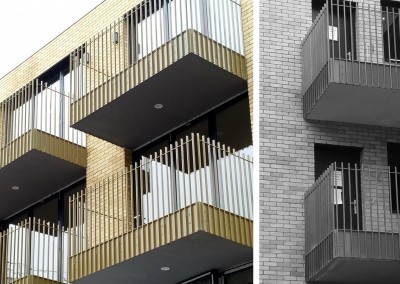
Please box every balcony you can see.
[305,163,400,283]
[0,80,86,219]
[302,1,400,127]
[0,218,68,284]
[68,134,253,284]
[69,0,247,149]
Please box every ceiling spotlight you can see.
[160,267,170,271]
[11,186,19,191]
[154,103,163,109]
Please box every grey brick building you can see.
[261,0,400,283]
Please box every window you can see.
[216,96,252,158]
[33,197,58,225]
[382,1,400,62]
[126,0,170,64]
[3,70,85,147]
[224,265,253,284]
[126,0,244,64]
[180,264,253,284]
[70,46,89,102]
[180,272,214,284]
[387,142,400,212]
[131,94,252,222]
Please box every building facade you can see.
[262,0,400,283]
[0,0,254,283]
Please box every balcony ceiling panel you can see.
[307,83,400,128]
[73,231,252,284]
[0,150,85,219]
[73,53,247,149]
[311,257,400,284]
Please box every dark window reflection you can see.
[33,197,58,225]
[216,96,252,157]
[382,1,400,62]
[137,139,170,160]
[225,266,253,284]
[176,117,209,142]
[387,142,400,212]
[63,180,86,227]
[3,213,29,229]
[181,273,213,284]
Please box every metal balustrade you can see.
[0,79,86,169]
[305,163,400,281]
[0,218,68,284]
[69,0,245,126]
[302,0,400,122]
[68,133,253,281]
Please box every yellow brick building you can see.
[0,0,253,283]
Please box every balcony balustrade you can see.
[305,163,400,283]
[0,218,68,284]
[69,0,247,149]
[302,0,400,128]
[0,80,86,219]
[68,133,253,284]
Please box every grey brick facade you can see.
[260,0,400,282]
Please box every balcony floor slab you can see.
[72,231,252,284]
[310,257,400,284]
[307,230,400,283]
[307,82,400,128]
[304,59,400,128]
[0,149,85,219]
[73,52,247,149]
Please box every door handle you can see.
[351,199,357,215]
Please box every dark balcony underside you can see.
[304,59,400,128]
[73,53,247,150]
[72,231,252,284]
[0,149,85,219]
[307,230,400,283]
[311,257,400,284]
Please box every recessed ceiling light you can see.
[160,266,170,271]
[154,103,163,109]
[11,186,19,191]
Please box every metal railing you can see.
[0,218,68,283]
[305,163,400,278]
[69,133,253,255]
[69,0,245,125]
[302,1,400,94]
[0,79,86,168]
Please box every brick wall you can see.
[260,0,400,283]
[0,0,253,268]
[242,0,254,139]
[86,135,132,245]
[0,0,145,99]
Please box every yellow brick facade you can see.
[0,0,147,99]
[0,0,253,280]
[242,0,254,140]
